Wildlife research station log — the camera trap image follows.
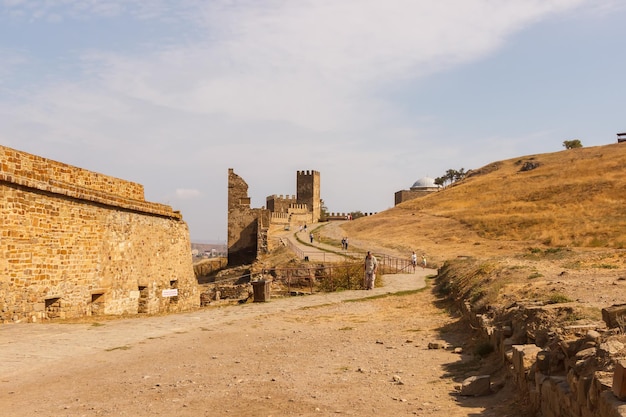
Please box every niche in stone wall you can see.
[45,297,62,319]
[91,293,105,316]
[169,280,179,304]
[138,286,149,313]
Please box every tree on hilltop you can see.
[319,199,329,221]
[563,139,583,149]
[435,168,466,188]
[350,211,365,220]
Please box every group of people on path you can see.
[411,251,426,272]
[341,236,349,251]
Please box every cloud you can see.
[0,0,605,240]
[0,0,181,21]
[175,188,202,199]
[4,1,591,135]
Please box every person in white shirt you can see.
[363,251,378,290]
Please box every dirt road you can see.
[0,267,528,417]
[0,223,529,417]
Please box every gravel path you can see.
[0,271,429,380]
[0,223,527,417]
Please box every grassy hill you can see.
[309,143,626,415]
[329,143,626,312]
[340,143,626,263]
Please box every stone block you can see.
[427,341,447,349]
[600,339,625,356]
[590,371,613,410]
[460,375,491,396]
[512,344,542,374]
[613,360,626,400]
[599,390,626,417]
[586,330,601,342]
[602,304,626,329]
[540,377,567,417]
[577,376,592,410]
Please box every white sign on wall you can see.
[162,289,178,297]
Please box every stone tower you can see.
[296,170,321,222]
[227,169,270,266]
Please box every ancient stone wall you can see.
[228,169,322,266]
[266,194,297,213]
[270,212,289,225]
[227,169,270,266]
[394,189,434,206]
[455,291,626,417]
[0,145,198,323]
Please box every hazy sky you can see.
[2,0,625,242]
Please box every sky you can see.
[2,0,626,243]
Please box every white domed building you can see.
[394,176,439,205]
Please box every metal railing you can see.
[261,252,414,295]
[262,264,361,294]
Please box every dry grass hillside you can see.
[341,143,626,256]
[332,143,626,313]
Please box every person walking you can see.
[344,237,349,251]
[421,254,427,269]
[363,251,378,290]
[411,251,417,273]
[309,232,314,243]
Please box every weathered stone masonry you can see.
[227,169,270,266]
[0,145,199,323]
[227,169,321,267]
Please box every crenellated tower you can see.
[296,170,321,222]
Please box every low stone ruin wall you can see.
[458,298,626,417]
[194,258,228,279]
[200,283,250,306]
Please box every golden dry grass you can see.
[326,143,626,314]
[340,143,626,265]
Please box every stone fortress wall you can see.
[227,168,271,266]
[228,169,321,266]
[394,189,434,205]
[0,145,198,323]
[228,168,377,266]
[266,194,297,213]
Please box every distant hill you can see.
[340,143,626,263]
[326,142,626,417]
[191,242,227,255]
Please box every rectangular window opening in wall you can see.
[45,297,62,319]
[169,280,179,304]
[138,286,149,314]
[91,293,105,316]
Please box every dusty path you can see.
[0,272,528,417]
[0,225,528,417]
[0,271,427,379]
